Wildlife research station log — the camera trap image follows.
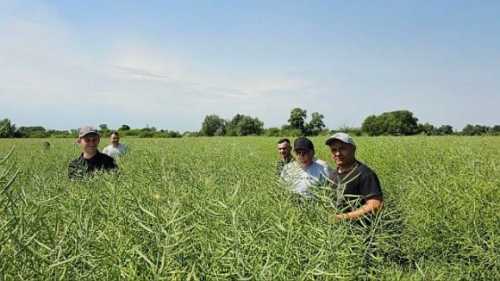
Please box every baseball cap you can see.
[78,126,99,138]
[325,132,356,147]
[294,137,314,152]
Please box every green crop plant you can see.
[0,136,498,280]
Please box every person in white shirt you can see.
[102,131,128,159]
[280,137,332,197]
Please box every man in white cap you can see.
[280,137,332,197]
[325,132,383,221]
[68,126,118,180]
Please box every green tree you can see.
[200,115,226,136]
[226,114,264,136]
[335,126,362,136]
[17,126,47,138]
[46,129,71,138]
[119,124,131,131]
[418,123,436,135]
[437,125,453,135]
[238,116,264,136]
[99,124,110,136]
[264,127,281,137]
[362,110,419,136]
[165,130,182,138]
[288,108,307,133]
[70,129,79,137]
[0,119,16,138]
[385,110,419,135]
[280,124,302,137]
[362,115,384,136]
[490,125,500,135]
[226,114,245,136]
[306,112,325,136]
[462,124,490,136]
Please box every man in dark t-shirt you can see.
[68,126,117,180]
[325,133,383,221]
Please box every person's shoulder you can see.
[356,161,379,177]
[314,159,331,170]
[315,159,328,166]
[282,161,300,174]
[97,151,115,162]
[358,161,378,180]
[118,143,128,152]
[277,158,290,167]
[283,160,297,169]
[98,152,118,169]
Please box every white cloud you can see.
[0,6,324,130]
[4,2,495,131]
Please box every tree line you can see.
[0,119,182,139]
[1,109,499,138]
[196,108,326,137]
[360,110,500,136]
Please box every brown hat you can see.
[78,126,99,138]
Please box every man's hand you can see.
[328,197,383,223]
[328,213,348,224]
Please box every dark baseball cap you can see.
[78,126,99,138]
[294,137,314,152]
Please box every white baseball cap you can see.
[325,132,356,147]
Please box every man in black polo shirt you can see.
[68,126,118,180]
[325,133,383,221]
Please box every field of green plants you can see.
[0,136,498,280]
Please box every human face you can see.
[78,134,100,155]
[295,149,314,168]
[328,140,355,168]
[110,134,120,145]
[277,142,291,159]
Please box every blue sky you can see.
[1,0,499,131]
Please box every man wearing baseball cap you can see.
[68,126,118,180]
[280,137,332,197]
[325,132,383,221]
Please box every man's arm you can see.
[335,196,383,221]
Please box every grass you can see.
[0,136,498,280]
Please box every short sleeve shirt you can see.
[331,161,382,212]
[102,144,127,159]
[280,159,333,197]
[68,151,118,180]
